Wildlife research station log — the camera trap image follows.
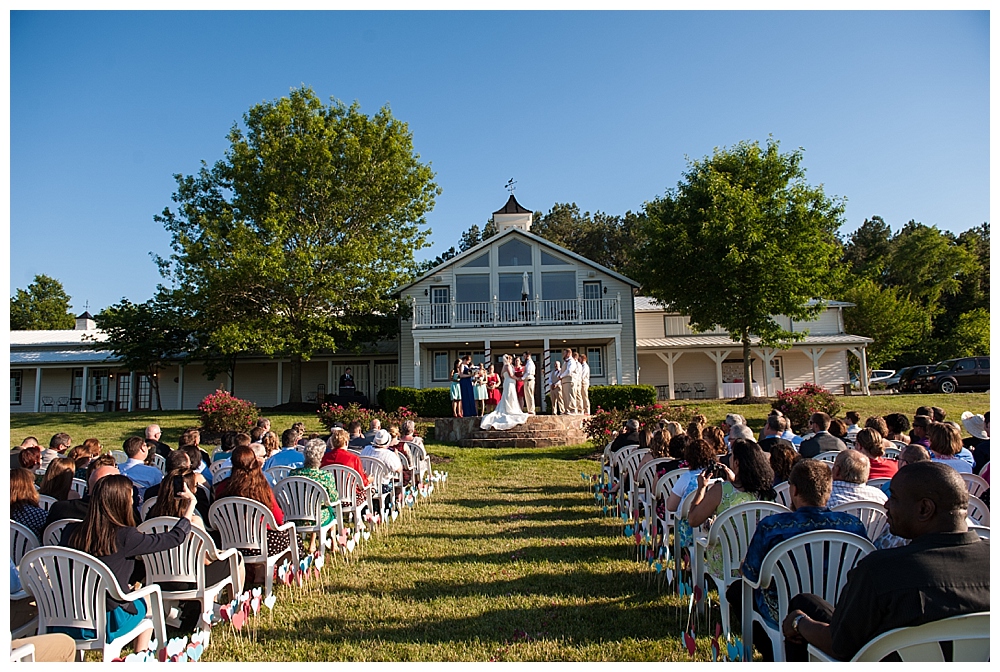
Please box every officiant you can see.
[339,367,357,397]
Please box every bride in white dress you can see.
[480,355,529,431]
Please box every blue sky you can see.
[9,10,990,313]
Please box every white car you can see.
[851,370,896,388]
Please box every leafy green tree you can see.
[636,138,845,398]
[944,308,990,358]
[154,86,439,403]
[10,274,75,330]
[883,221,976,313]
[531,203,639,275]
[842,278,926,370]
[841,216,892,282]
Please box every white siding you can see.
[636,313,665,340]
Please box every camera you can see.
[704,462,727,480]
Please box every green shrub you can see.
[378,387,420,412]
[197,390,260,433]
[772,383,842,431]
[588,385,657,411]
[416,388,452,418]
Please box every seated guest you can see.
[144,450,210,518]
[263,428,305,470]
[363,419,382,444]
[768,440,799,485]
[927,422,973,474]
[687,414,707,441]
[211,431,239,463]
[758,416,784,453]
[400,420,425,449]
[971,411,989,475]
[361,429,404,497]
[701,426,725,458]
[18,445,41,473]
[347,422,368,450]
[862,416,895,452]
[844,411,861,437]
[118,437,164,492]
[289,438,340,527]
[55,475,196,652]
[637,430,669,472]
[261,431,281,460]
[40,433,72,470]
[148,469,205,527]
[666,438,718,551]
[798,413,847,458]
[779,416,802,447]
[909,414,932,448]
[781,461,990,661]
[827,450,887,507]
[609,419,642,453]
[854,428,898,480]
[46,459,119,526]
[883,413,910,445]
[828,418,849,444]
[39,457,81,502]
[11,468,48,538]
[211,433,252,472]
[732,460,867,661]
[179,442,212,487]
[179,428,212,474]
[942,420,976,468]
[145,424,171,458]
[10,436,39,469]
[321,428,370,506]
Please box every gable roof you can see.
[493,194,531,214]
[393,227,640,296]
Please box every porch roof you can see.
[637,333,871,350]
[11,349,118,366]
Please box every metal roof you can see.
[10,329,107,346]
[634,297,856,312]
[637,333,871,349]
[493,194,531,214]
[11,349,118,366]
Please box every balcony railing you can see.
[412,296,621,329]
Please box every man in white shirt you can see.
[361,429,404,510]
[571,350,585,414]
[579,353,592,415]
[521,351,536,415]
[118,436,163,493]
[548,360,564,415]
[559,349,579,415]
[827,449,887,508]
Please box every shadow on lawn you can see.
[355,539,625,569]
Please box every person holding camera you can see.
[665,439,719,551]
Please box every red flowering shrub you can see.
[772,383,841,431]
[317,402,418,431]
[198,390,260,433]
[583,403,692,448]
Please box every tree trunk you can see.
[743,334,753,400]
[289,354,303,403]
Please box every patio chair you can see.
[831,500,889,540]
[110,450,128,465]
[70,478,87,498]
[693,382,707,399]
[359,456,395,521]
[265,465,293,486]
[813,451,841,464]
[866,477,890,490]
[139,497,158,521]
[11,521,40,566]
[69,398,81,412]
[651,468,688,540]
[889,440,908,450]
[57,397,70,412]
[18,546,168,662]
[884,447,901,460]
[961,473,989,498]
[138,516,244,634]
[208,497,298,599]
[632,458,675,531]
[10,643,35,662]
[37,494,57,512]
[42,518,81,547]
[966,495,989,527]
[741,530,875,661]
[208,460,230,480]
[320,464,371,543]
[152,453,167,475]
[41,397,54,412]
[274,475,344,559]
[968,525,989,540]
[679,382,693,399]
[408,443,432,489]
[773,481,792,508]
[807,611,990,662]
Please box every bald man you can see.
[782,461,990,661]
[145,424,172,457]
[827,450,886,508]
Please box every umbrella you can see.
[521,271,530,300]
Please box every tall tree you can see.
[636,138,845,399]
[155,86,439,403]
[841,216,892,282]
[531,203,639,275]
[841,278,926,369]
[10,274,75,330]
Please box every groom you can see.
[521,351,535,415]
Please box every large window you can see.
[541,250,569,265]
[541,271,576,300]
[498,273,532,301]
[586,348,604,377]
[458,350,487,366]
[455,274,490,303]
[460,252,489,268]
[11,370,22,405]
[498,239,532,266]
[433,352,450,381]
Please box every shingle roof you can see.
[493,194,531,215]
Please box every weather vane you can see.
[505,178,517,195]
[84,300,90,312]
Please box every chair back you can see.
[966,495,989,527]
[813,451,840,464]
[37,494,57,511]
[968,525,989,540]
[758,529,875,624]
[42,518,81,547]
[883,447,901,460]
[830,500,889,540]
[110,450,128,465]
[360,456,392,485]
[707,501,790,582]
[633,459,674,515]
[961,473,989,498]
[321,464,364,502]
[213,467,232,482]
[866,477,890,489]
[152,453,167,475]
[208,497,278,555]
[615,447,649,506]
[140,496,158,521]
[889,440,908,450]
[265,465,293,485]
[11,521,40,565]
[773,481,792,508]
[274,476,333,525]
[138,516,212,589]
[208,460,230,479]
[70,478,88,498]
[845,611,990,662]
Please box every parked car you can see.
[897,365,934,394]
[911,357,990,394]
[850,369,896,389]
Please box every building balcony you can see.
[412,297,621,329]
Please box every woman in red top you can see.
[855,428,898,480]
[485,363,501,411]
[320,428,370,505]
[513,357,525,407]
[215,445,290,561]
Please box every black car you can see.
[912,357,990,394]
[895,365,934,394]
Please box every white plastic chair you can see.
[152,453,167,475]
[37,494,58,511]
[632,459,675,534]
[889,440,908,450]
[140,496,158,521]
[741,529,875,661]
[360,456,395,521]
[694,501,789,638]
[10,642,35,662]
[968,524,989,540]
[883,447,901,460]
[807,611,990,661]
[831,500,889,540]
[813,451,840,464]
[208,460,230,480]
[651,468,688,544]
[773,481,792,508]
[273,476,343,560]
[213,467,232,483]
[616,448,651,515]
[321,464,371,540]
[70,478,87,498]
[42,518,81,547]
[265,465,293,485]
[407,443,432,488]
[18,546,168,662]
[208,497,298,599]
[961,473,989,498]
[866,477,890,490]
[11,521,40,566]
[966,495,989,527]
[110,450,128,464]
[138,516,244,634]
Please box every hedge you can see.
[588,385,657,411]
[377,386,452,418]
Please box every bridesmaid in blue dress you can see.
[459,356,477,417]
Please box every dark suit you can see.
[758,435,784,453]
[609,431,641,453]
[798,431,846,458]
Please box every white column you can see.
[176,364,184,410]
[614,335,622,385]
[127,372,135,412]
[413,339,421,389]
[80,365,89,412]
[656,352,683,400]
[753,347,778,397]
[276,361,283,406]
[806,347,827,386]
[34,367,43,412]
[860,346,870,396]
[541,337,550,412]
[705,350,733,399]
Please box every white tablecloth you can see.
[722,382,761,398]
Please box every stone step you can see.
[458,436,571,448]
[466,429,587,440]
